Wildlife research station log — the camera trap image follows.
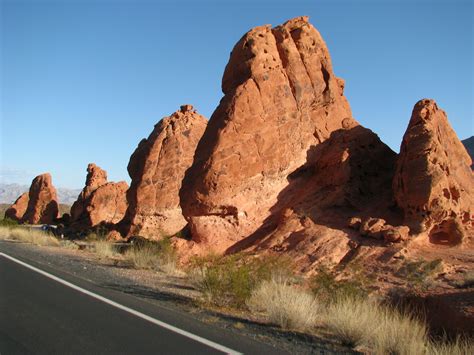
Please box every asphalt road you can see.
[0,249,284,354]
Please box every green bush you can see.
[124,237,177,271]
[0,218,19,227]
[190,254,293,309]
[396,258,443,288]
[311,268,369,303]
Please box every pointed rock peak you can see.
[121,107,207,239]
[394,99,473,243]
[85,163,108,189]
[22,173,59,224]
[4,192,29,221]
[180,17,356,250]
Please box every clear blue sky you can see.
[1,0,472,189]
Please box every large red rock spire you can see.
[21,173,59,224]
[180,16,358,251]
[393,99,474,244]
[121,105,207,239]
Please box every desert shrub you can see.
[396,258,443,288]
[453,271,474,289]
[369,307,427,355]
[93,240,118,258]
[248,277,319,331]
[0,218,19,227]
[323,296,428,353]
[311,268,368,303]
[85,225,109,242]
[124,237,179,274]
[2,226,59,247]
[427,336,474,355]
[189,254,293,309]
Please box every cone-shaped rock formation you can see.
[393,99,474,245]
[121,105,207,239]
[4,192,29,221]
[21,173,59,224]
[180,16,358,250]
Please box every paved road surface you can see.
[0,250,284,354]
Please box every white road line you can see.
[0,252,242,355]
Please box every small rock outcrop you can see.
[180,16,358,251]
[70,163,108,221]
[70,164,128,229]
[4,192,29,221]
[121,105,207,239]
[21,173,59,224]
[393,99,474,244]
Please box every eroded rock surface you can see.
[21,173,59,224]
[70,163,108,221]
[71,164,128,229]
[180,16,358,251]
[121,105,207,239]
[393,99,474,244]
[4,192,29,221]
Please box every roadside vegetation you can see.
[124,238,182,276]
[0,224,59,247]
[1,220,472,354]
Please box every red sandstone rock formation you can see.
[180,16,360,251]
[21,173,59,224]
[71,163,128,228]
[122,105,207,239]
[70,163,108,221]
[4,192,29,221]
[393,99,474,245]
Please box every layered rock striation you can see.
[121,105,207,239]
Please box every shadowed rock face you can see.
[180,16,357,250]
[4,192,29,221]
[21,173,59,224]
[121,105,207,239]
[393,99,474,244]
[70,163,128,229]
[462,136,474,170]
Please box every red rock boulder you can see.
[393,99,474,245]
[4,192,29,221]
[21,173,59,224]
[71,164,128,229]
[180,16,358,251]
[121,105,207,239]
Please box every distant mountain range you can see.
[0,183,81,205]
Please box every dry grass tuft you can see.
[124,238,182,275]
[324,296,379,347]
[93,240,119,258]
[248,277,319,331]
[324,296,427,353]
[0,226,59,247]
[427,337,474,355]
